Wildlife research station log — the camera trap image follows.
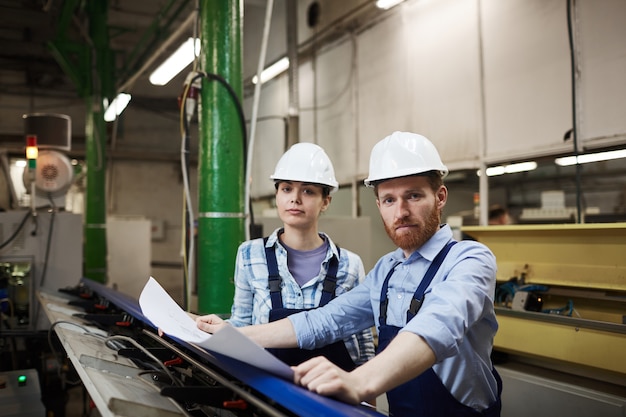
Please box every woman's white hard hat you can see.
[270,142,339,193]
[364,131,448,187]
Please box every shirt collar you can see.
[265,227,339,260]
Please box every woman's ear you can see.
[320,195,332,212]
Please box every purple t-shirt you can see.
[283,238,329,287]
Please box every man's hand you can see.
[196,314,228,334]
[293,357,363,405]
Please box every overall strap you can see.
[378,261,402,326]
[406,241,457,322]
[264,237,283,309]
[318,246,340,307]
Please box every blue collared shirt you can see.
[290,224,499,410]
[228,228,375,365]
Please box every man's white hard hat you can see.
[270,142,339,193]
[364,131,448,187]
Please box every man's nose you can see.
[394,199,409,219]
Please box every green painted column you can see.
[83,0,112,283]
[196,0,245,314]
[83,98,108,282]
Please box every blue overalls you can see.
[264,239,356,371]
[377,241,502,417]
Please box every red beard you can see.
[383,203,441,253]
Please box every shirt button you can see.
[297,293,302,297]
[397,294,402,299]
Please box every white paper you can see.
[139,276,294,380]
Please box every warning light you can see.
[26,135,38,169]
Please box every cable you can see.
[104,334,183,387]
[566,0,583,223]
[0,210,32,250]
[246,0,275,241]
[178,69,250,310]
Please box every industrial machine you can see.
[0,113,84,416]
[38,277,385,417]
[0,113,82,332]
[463,223,626,417]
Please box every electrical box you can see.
[0,369,46,417]
[0,210,82,330]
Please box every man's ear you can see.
[436,186,448,209]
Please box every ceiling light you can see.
[554,149,626,166]
[252,57,289,85]
[149,37,200,86]
[375,0,406,10]
[104,93,132,122]
[484,161,537,177]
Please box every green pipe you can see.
[83,0,112,283]
[48,0,110,282]
[83,99,108,282]
[196,0,244,314]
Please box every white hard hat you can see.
[364,131,448,187]
[270,142,339,192]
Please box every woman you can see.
[228,142,374,370]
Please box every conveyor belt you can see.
[40,278,384,417]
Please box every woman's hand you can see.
[159,311,200,337]
[196,314,229,334]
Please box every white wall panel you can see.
[577,0,626,148]
[245,77,289,197]
[307,40,358,185]
[246,0,626,191]
[481,0,573,162]
[404,0,483,170]
[357,11,410,178]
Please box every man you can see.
[197,132,502,417]
[488,204,511,225]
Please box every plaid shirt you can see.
[228,228,375,365]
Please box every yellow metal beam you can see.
[495,314,626,375]
[463,223,626,291]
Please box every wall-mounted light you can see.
[554,149,626,166]
[481,161,538,177]
[376,0,406,10]
[149,37,201,86]
[252,57,290,85]
[104,93,132,122]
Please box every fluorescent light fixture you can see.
[104,93,132,122]
[150,37,200,86]
[252,57,289,85]
[376,0,406,10]
[484,161,537,177]
[554,149,626,166]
